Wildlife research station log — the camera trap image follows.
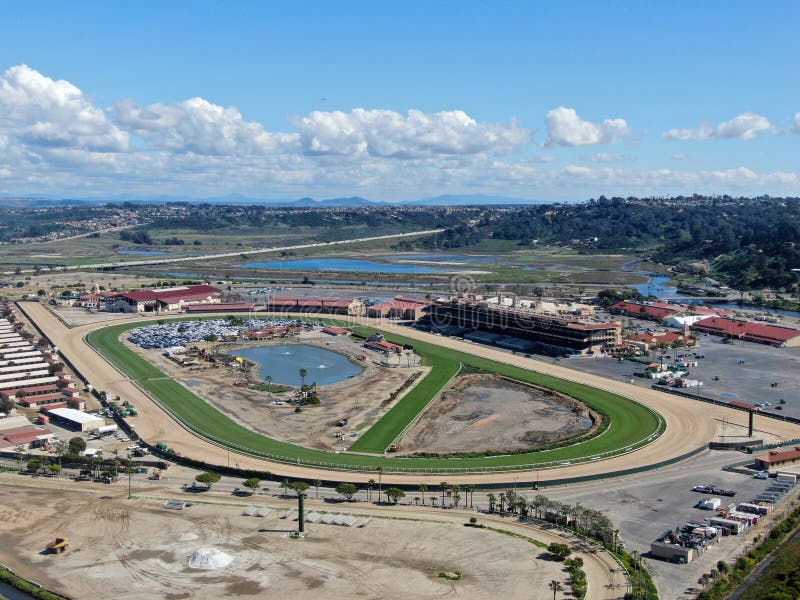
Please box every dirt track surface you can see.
[0,473,627,600]
[19,303,800,487]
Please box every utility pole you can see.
[297,492,306,534]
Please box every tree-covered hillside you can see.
[404,196,800,290]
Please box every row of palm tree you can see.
[485,491,619,549]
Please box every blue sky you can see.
[0,1,798,200]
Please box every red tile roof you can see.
[121,285,220,304]
[0,425,54,446]
[121,290,159,302]
[323,326,350,335]
[18,393,68,406]
[755,447,800,464]
[692,317,800,343]
[609,301,679,320]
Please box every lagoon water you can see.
[231,344,363,386]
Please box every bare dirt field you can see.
[124,333,427,451]
[401,375,597,454]
[0,480,569,600]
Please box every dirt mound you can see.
[399,374,598,454]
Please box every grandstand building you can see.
[427,297,621,355]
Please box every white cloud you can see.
[589,152,626,163]
[789,112,800,135]
[672,153,687,160]
[292,108,531,158]
[112,97,299,156]
[0,64,128,152]
[662,112,777,141]
[0,64,798,202]
[543,107,631,148]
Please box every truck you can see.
[96,424,118,436]
[46,537,69,554]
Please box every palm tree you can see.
[419,483,428,506]
[265,375,272,399]
[440,481,448,507]
[313,479,322,500]
[376,467,383,503]
[488,492,496,512]
[367,479,375,502]
[498,492,506,513]
[451,485,461,509]
[299,368,308,388]
[463,484,474,508]
[548,580,563,600]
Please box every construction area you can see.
[124,329,427,451]
[0,478,577,600]
[400,374,597,454]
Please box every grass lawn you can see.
[87,317,662,472]
[249,383,291,393]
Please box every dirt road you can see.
[19,303,800,487]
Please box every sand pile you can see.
[177,532,199,542]
[187,547,233,570]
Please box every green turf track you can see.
[87,318,663,473]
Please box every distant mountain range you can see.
[0,193,558,208]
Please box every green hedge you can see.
[0,566,69,600]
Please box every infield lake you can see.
[231,344,363,386]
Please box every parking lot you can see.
[537,449,798,598]
[540,324,800,420]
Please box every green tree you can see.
[26,458,42,473]
[419,483,428,506]
[291,481,310,495]
[367,479,375,502]
[385,487,405,504]
[336,482,358,500]
[68,436,87,454]
[195,471,221,490]
[547,543,572,561]
[299,368,308,388]
[242,477,261,494]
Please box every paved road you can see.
[3,228,445,275]
[18,302,800,488]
